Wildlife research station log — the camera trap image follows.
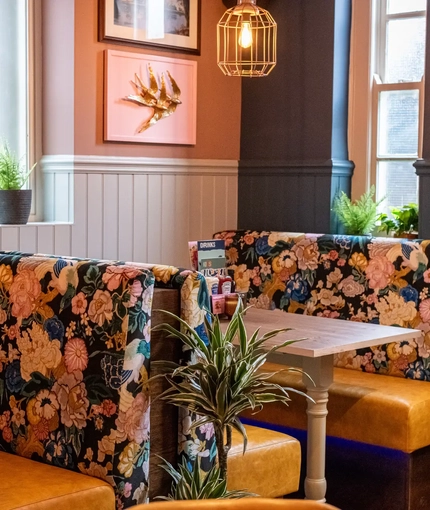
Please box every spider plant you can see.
[152,306,310,485]
[158,457,253,500]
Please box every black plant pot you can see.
[0,189,32,225]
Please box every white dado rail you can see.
[0,155,238,268]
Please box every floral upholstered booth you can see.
[215,230,430,379]
[214,230,430,510]
[0,252,154,509]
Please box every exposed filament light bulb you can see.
[238,21,252,48]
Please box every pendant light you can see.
[217,0,277,77]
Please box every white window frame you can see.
[348,0,426,205]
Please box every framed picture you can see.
[99,0,201,54]
[104,49,197,145]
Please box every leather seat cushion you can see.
[242,363,430,453]
[0,452,115,510]
[227,424,301,497]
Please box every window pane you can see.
[377,90,419,156]
[387,0,426,14]
[386,18,426,82]
[0,0,28,157]
[377,161,418,211]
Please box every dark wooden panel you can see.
[238,0,354,235]
[414,160,430,239]
[149,288,181,501]
[238,161,352,233]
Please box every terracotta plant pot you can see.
[0,189,32,225]
[394,232,419,240]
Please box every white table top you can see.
[222,308,421,358]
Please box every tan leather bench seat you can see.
[228,424,301,497]
[243,363,430,454]
[0,452,115,510]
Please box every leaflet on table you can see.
[188,239,226,274]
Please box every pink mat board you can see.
[104,49,197,145]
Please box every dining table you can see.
[221,307,421,503]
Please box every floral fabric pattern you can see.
[148,265,215,473]
[214,230,430,381]
[0,252,154,509]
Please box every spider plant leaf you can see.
[230,417,248,455]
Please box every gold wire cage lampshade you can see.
[217,0,277,77]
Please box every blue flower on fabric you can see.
[400,285,419,305]
[45,431,74,468]
[285,274,309,303]
[5,360,24,393]
[405,360,430,381]
[255,236,270,256]
[195,323,209,346]
[334,236,351,250]
[45,316,65,343]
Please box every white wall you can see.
[0,156,238,268]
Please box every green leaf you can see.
[21,371,52,397]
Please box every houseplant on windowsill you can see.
[152,306,310,499]
[0,141,36,224]
[376,203,419,239]
[332,185,384,236]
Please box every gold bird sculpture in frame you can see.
[124,64,182,133]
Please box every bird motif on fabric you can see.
[124,64,182,133]
[387,242,428,282]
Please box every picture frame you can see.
[104,49,198,145]
[99,0,201,55]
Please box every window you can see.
[0,0,40,220]
[372,0,426,211]
[348,0,426,211]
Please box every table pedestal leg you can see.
[302,355,334,502]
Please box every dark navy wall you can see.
[237,0,354,233]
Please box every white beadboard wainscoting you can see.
[0,155,238,268]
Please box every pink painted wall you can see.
[43,0,75,155]
[74,0,241,160]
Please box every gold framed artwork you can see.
[99,0,201,54]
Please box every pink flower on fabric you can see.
[88,290,113,326]
[64,337,89,372]
[419,299,430,323]
[365,256,395,290]
[53,371,89,429]
[101,399,117,417]
[102,266,141,291]
[2,426,13,442]
[72,292,88,315]
[127,280,143,307]
[124,483,132,498]
[115,393,150,444]
[9,270,41,318]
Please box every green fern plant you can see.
[0,142,36,190]
[332,185,384,235]
[158,457,254,500]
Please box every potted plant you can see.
[0,142,36,224]
[376,203,419,239]
[332,185,384,235]
[152,306,310,499]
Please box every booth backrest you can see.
[0,251,155,508]
[214,230,430,381]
